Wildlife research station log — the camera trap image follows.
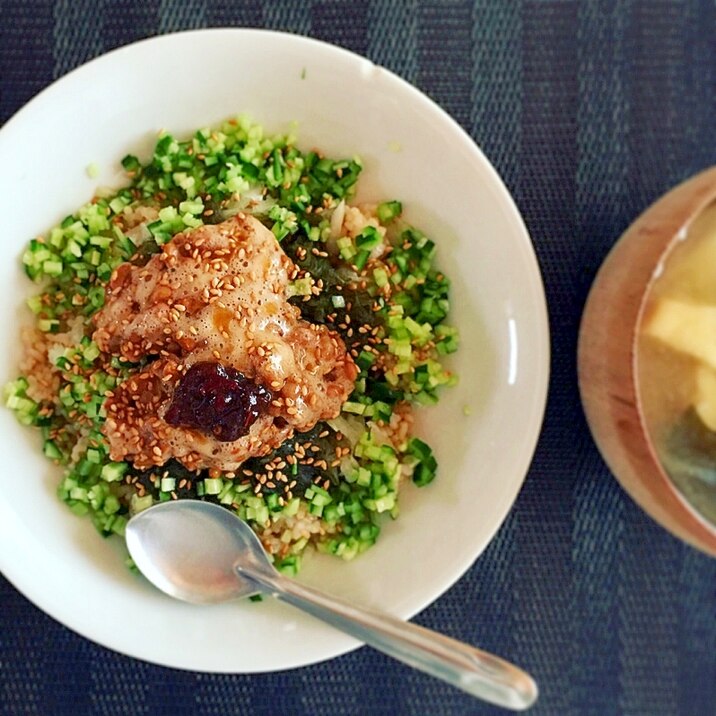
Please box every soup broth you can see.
[638,202,716,525]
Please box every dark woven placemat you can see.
[1,2,715,714]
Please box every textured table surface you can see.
[1,2,715,715]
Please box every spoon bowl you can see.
[126,500,264,603]
[127,500,538,711]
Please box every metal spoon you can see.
[126,500,538,710]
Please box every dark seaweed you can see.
[126,422,348,502]
[661,409,716,525]
[241,421,349,498]
[128,459,205,500]
[281,233,383,351]
[130,236,161,266]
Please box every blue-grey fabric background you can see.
[1,1,714,714]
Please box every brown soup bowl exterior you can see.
[579,166,716,557]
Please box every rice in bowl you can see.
[6,115,459,573]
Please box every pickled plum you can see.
[165,362,273,442]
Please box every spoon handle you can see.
[241,569,537,710]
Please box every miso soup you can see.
[638,202,716,525]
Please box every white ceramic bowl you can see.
[0,29,549,672]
